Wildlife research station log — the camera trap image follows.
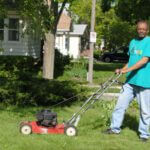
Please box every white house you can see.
[55,13,71,56]
[0,10,87,59]
[68,24,87,59]
[0,11,41,58]
[55,13,87,59]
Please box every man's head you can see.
[137,20,149,38]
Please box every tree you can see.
[0,0,74,79]
[101,0,116,12]
[98,9,136,50]
[115,0,150,23]
[70,1,135,50]
[70,0,104,46]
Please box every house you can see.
[0,11,41,58]
[55,13,71,56]
[56,13,87,59]
[0,2,87,59]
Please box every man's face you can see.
[137,23,149,38]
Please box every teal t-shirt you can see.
[126,36,150,88]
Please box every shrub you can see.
[0,56,85,106]
[54,49,71,77]
[94,49,102,60]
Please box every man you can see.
[104,20,150,142]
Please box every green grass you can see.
[58,60,126,85]
[1,60,149,149]
[58,60,125,95]
[0,100,150,150]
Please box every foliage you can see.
[0,0,77,80]
[70,0,92,24]
[101,0,115,12]
[70,1,137,50]
[0,56,126,106]
[96,9,137,50]
[0,0,75,36]
[115,0,150,23]
[0,56,85,106]
[0,1,6,18]
[93,49,102,60]
[70,0,104,45]
[103,20,136,49]
[54,49,71,77]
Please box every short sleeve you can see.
[128,40,134,56]
[143,40,150,57]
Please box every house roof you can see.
[70,24,87,35]
[57,13,71,32]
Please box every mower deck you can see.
[20,121,77,136]
[20,121,65,134]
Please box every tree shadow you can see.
[93,63,124,72]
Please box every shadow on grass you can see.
[94,63,125,72]
[90,113,138,135]
[122,113,139,134]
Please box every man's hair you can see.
[137,20,149,30]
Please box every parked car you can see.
[100,50,129,63]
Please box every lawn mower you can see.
[20,73,122,136]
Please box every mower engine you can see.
[36,109,57,127]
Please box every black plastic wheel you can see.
[104,57,112,62]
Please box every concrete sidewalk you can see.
[83,84,122,100]
[102,92,120,100]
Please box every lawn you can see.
[0,100,150,150]
[0,60,150,150]
[58,60,126,84]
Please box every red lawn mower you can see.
[20,74,121,136]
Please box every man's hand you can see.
[115,69,122,74]
[115,68,128,74]
[115,63,128,74]
[120,69,128,74]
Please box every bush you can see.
[54,49,71,77]
[0,78,84,106]
[0,56,85,106]
[94,49,102,60]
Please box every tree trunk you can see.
[42,32,55,79]
[42,0,67,79]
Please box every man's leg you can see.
[110,83,135,133]
[136,88,150,139]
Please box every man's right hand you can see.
[115,69,121,74]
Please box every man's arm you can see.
[121,57,149,73]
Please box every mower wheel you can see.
[64,125,77,136]
[20,124,32,135]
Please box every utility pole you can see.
[88,0,96,84]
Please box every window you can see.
[0,19,4,41]
[8,18,19,41]
[65,36,69,50]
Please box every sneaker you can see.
[102,128,119,135]
[140,137,148,142]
